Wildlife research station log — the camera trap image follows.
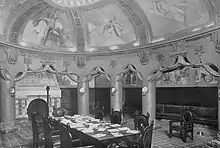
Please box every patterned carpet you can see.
[0,116,217,148]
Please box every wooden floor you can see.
[0,115,217,148]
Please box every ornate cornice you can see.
[0,22,219,59]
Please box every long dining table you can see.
[53,115,140,148]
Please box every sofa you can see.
[156,104,218,127]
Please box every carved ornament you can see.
[137,50,149,65]
[4,47,19,65]
[76,55,87,69]
[211,32,220,54]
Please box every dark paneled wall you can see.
[61,88,78,115]
[156,87,218,108]
[94,88,110,114]
[123,88,142,110]
[60,88,110,114]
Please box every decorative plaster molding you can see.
[76,55,87,69]
[4,47,19,64]
[211,32,220,54]
[137,50,150,65]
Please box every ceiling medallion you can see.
[45,0,101,8]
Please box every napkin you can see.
[110,124,121,127]
[126,130,139,134]
[82,129,94,133]
[111,132,123,137]
[97,128,106,132]
[92,133,106,138]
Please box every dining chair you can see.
[30,112,44,147]
[169,110,194,142]
[57,123,95,148]
[42,114,61,148]
[111,108,122,124]
[134,113,150,131]
[128,120,154,148]
[94,107,104,121]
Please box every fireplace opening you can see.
[27,98,48,120]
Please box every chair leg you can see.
[182,132,187,142]
[169,129,172,138]
[191,131,193,140]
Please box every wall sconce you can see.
[9,87,15,97]
[79,87,85,95]
[142,87,148,96]
[111,87,117,96]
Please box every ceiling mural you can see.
[20,8,76,51]
[135,0,210,38]
[83,4,136,48]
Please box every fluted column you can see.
[110,75,123,111]
[0,79,18,133]
[77,80,89,116]
[142,80,156,123]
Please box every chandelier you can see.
[45,0,101,8]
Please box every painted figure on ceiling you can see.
[102,16,124,40]
[33,11,62,46]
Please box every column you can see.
[0,79,19,133]
[217,79,220,140]
[142,80,156,123]
[110,75,123,112]
[77,80,89,116]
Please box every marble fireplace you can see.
[15,72,61,118]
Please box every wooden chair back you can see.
[134,113,150,131]
[139,120,154,148]
[111,108,122,124]
[57,123,73,148]
[42,114,53,148]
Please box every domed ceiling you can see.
[0,0,216,53]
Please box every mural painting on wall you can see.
[134,0,209,37]
[56,74,77,87]
[157,67,218,86]
[20,9,75,51]
[83,4,136,48]
[16,72,58,87]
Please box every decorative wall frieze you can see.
[20,49,76,61]
[137,49,150,65]
[4,47,19,64]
